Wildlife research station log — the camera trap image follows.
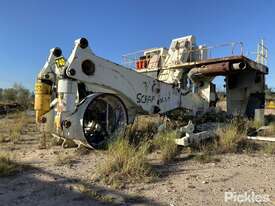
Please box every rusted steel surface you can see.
[168,55,268,74]
[189,62,231,78]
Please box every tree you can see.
[13,83,31,109]
[1,83,32,109]
[0,88,3,102]
[2,88,17,102]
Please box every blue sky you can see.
[0,0,274,90]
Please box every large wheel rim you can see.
[83,94,127,148]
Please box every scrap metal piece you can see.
[247,136,275,142]
[175,121,216,146]
[247,124,275,142]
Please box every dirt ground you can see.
[0,115,275,206]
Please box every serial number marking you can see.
[136,93,155,104]
[136,93,171,104]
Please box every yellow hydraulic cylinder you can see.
[266,100,275,109]
[34,81,51,123]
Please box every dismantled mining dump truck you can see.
[34,36,268,148]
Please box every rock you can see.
[187,185,196,189]
[260,188,266,193]
[137,186,145,191]
[202,181,208,184]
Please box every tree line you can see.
[0,83,34,109]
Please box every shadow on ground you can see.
[0,162,165,206]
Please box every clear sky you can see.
[0,0,274,90]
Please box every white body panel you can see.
[65,39,208,116]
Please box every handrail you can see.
[122,41,245,69]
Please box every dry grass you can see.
[191,139,221,164]
[0,112,34,144]
[260,122,275,136]
[9,128,21,143]
[268,122,275,134]
[213,119,265,154]
[54,152,76,166]
[75,146,91,156]
[153,130,179,163]
[0,152,22,177]
[95,118,179,188]
[38,134,63,149]
[50,136,64,146]
[96,137,154,188]
[124,115,162,146]
[194,153,220,164]
[216,123,239,152]
[263,143,275,155]
[3,112,31,144]
[215,120,246,153]
[78,185,115,203]
[0,133,10,143]
[192,138,219,154]
[250,120,263,129]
